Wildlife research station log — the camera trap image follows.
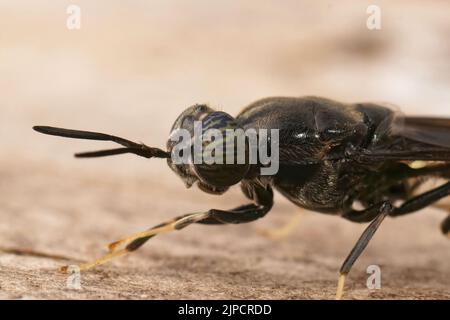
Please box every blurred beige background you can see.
[0,0,449,299]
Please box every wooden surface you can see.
[0,1,449,299]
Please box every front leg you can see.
[60,183,273,273]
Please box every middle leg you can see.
[336,201,392,299]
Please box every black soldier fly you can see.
[33,96,450,299]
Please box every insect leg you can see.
[390,181,450,238]
[342,202,389,223]
[59,203,272,273]
[432,203,450,237]
[343,167,450,223]
[336,202,392,300]
[115,204,271,254]
[59,211,209,273]
[441,215,450,238]
[390,181,450,217]
[257,210,304,241]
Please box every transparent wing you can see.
[392,116,450,149]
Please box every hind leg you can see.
[395,165,450,238]
[338,181,450,299]
[440,215,450,238]
[432,202,450,238]
[389,181,450,217]
[257,209,304,241]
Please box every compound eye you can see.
[193,161,249,187]
[191,111,250,187]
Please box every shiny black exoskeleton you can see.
[33,96,450,298]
